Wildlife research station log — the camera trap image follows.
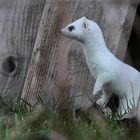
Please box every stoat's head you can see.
[61,17,101,43]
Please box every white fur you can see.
[61,17,140,117]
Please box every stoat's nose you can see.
[60,28,65,33]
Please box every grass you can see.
[0,97,139,140]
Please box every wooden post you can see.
[0,0,46,102]
[22,0,139,109]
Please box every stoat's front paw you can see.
[90,94,101,104]
[102,107,112,116]
[96,97,105,107]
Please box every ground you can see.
[0,98,140,140]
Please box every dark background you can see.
[126,4,140,70]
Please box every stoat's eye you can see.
[68,25,75,32]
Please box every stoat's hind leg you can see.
[117,96,134,117]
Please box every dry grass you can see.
[0,96,140,140]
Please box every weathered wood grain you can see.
[116,0,140,59]
[0,0,46,102]
[22,0,138,109]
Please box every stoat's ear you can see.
[82,17,88,30]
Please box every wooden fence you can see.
[0,0,139,109]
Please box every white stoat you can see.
[61,17,140,117]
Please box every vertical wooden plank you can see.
[0,0,46,102]
[22,0,138,109]
[116,0,139,59]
